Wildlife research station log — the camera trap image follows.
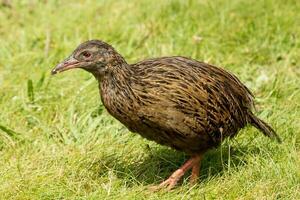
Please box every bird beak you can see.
[51,56,81,75]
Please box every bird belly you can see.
[128,122,215,154]
[115,106,217,154]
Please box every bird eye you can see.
[82,51,92,58]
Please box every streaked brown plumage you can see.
[52,40,281,190]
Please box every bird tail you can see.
[248,112,281,143]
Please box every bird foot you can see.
[149,154,203,191]
[149,169,184,191]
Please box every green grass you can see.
[0,0,299,199]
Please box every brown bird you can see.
[51,40,281,190]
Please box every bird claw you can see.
[149,177,179,191]
[148,155,202,192]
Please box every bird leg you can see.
[151,154,203,191]
[190,160,200,184]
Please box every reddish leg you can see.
[190,155,202,184]
[151,154,203,191]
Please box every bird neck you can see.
[95,54,132,87]
[89,50,129,79]
[96,57,136,118]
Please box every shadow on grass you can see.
[88,142,262,187]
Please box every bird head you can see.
[51,40,124,77]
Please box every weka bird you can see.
[51,40,281,190]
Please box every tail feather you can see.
[248,112,282,143]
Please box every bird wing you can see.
[130,56,253,141]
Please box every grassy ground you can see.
[0,0,299,199]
